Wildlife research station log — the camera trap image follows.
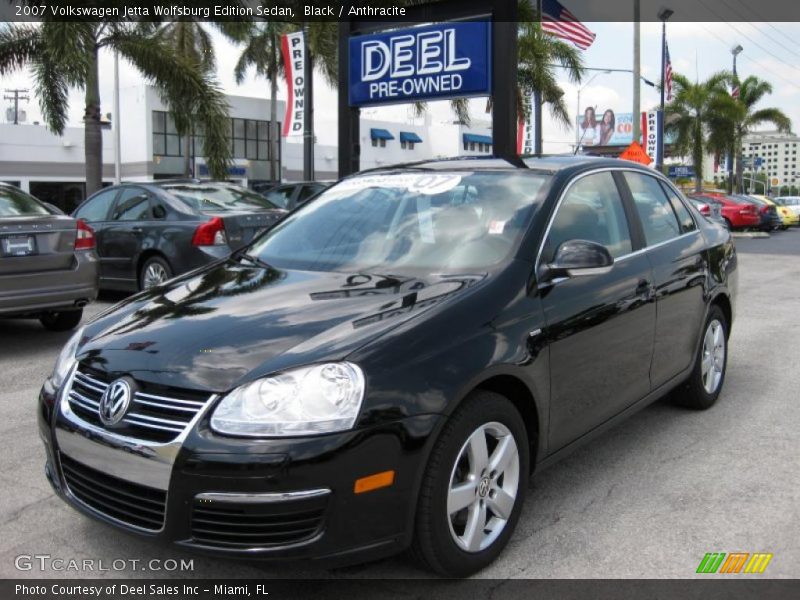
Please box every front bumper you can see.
[38,374,442,566]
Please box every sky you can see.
[2,20,800,154]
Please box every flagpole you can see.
[657,8,672,172]
[534,0,543,154]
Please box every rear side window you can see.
[265,186,293,209]
[659,182,696,233]
[298,185,322,203]
[543,171,632,262]
[624,172,681,246]
[0,187,50,217]
[112,187,151,221]
[164,184,278,212]
[74,189,117,222]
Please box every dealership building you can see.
[0,84,493,213]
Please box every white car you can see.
[774,196,800,218]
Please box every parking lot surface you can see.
[0,230,798,579]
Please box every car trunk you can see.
[0,215,78,276]
[201,209,286,250]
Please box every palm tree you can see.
[517,20,584,132]
[0,22,231,195]
[666,72,736,192]
[728,76,791,193]
[151,21,217,178]
[224,21,291,183]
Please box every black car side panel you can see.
[538,253,656,451]
[645,231,709,389]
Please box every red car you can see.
[690,193,760,230]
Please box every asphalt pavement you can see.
[0,230,797,579]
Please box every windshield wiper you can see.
[231,248,273,270]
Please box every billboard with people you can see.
[577,107,676,147]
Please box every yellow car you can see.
[752,195,799,228]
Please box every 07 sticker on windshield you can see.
[335,173,466,195]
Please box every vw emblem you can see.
[99,378,134,426]
[478,477,491,498]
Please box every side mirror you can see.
[543,239,614,280]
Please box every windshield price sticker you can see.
[336,173,465,195]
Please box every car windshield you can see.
[164,183,280,212]
[247,171,548,273]
[0,186,51,217]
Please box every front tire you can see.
[39,309,83,332]
[674,305,728,410]
[412,390,530,576]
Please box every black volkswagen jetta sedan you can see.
[39,156,737,576]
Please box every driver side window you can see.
[543,171,632,263]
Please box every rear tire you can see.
[139,256,172,291]
[411,390,530,576]
[674,305,728,410]
[39,309,83,332]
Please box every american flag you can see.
[665,42,673,101]
[540,0,596,51]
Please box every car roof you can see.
[355,155,654,176]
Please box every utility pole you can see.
[113,52,121,185]
[303,22,315,181]
[730,44,743,194]
[632,0,641,143]
[3,88,29,124]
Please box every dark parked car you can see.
[688,197,728,229]
[260,181,330,210]
[0,183,98,330]
[72,180,286,291]
[39,157,736,576]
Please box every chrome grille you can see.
[60,454,166,531]
[67,366,212,443]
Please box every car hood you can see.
[79,261,486,392]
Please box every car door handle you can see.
[131,226,144,233]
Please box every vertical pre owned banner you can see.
[642,109,662,167]
[281,31,305,137]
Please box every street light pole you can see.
[657,7,673,172]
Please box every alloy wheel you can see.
[143,262,168,289]
[701,319,726,394]
[446,421,520,553]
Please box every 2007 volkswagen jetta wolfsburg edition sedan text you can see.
[38,157,737,576]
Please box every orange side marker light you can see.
[354,470,395,494]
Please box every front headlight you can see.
[51,327,84,388]
[210,362,365,437]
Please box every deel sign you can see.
[349,22,491,107]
